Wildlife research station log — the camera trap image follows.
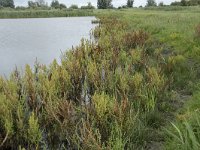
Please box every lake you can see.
[0,17,96,76]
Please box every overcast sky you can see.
[15,0,180,7]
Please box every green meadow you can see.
[1,6,200,149]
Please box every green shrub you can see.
[123,30,149,49]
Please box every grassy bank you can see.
[0,9,94,18]
[0,7,200,149]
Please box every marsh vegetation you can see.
[0,1,200,150]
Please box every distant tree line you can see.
[28,0,96,9]
[1,0,200,10]
[81,2,95,9]
[0,0,161,10]
[171,0,200,6]
[144,0,200,7]
[0,0,96,10]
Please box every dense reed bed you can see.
[0,9,94,18]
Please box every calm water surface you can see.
[0,17,96,76]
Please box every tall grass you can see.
[165,90,200,150]
[166,112,200,150]
[143,6,200,12]
[0,9,94,18]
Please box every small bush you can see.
[123,30,149,48]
